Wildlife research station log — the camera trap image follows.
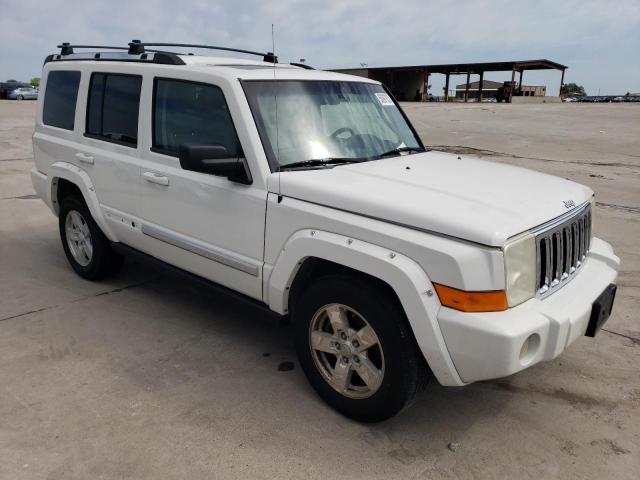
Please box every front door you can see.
[139,77,266,299]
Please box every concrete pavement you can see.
[1,100,638,479]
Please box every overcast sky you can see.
[1,0,638,95]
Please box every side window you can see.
[86,73,142,147]
[153,78,242,157]
[43,71,80,130]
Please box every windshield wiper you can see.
[377,146,425,159]
[279,157,364,171]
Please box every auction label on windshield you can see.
[375,93,394,106]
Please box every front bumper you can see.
[437,237,620,384]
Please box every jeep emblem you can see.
[563,199,576,209]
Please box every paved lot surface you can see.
[1,100,638,479]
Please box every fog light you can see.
[519,333,540,365]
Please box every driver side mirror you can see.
[179,144,252,185]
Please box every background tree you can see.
[6,79,18,83]
[30,77,40,87]
[560,83,586,96]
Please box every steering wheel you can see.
[329,127,357,140]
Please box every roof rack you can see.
[48,40,279,66]
[126,40,278,63]
[48,42,185,65]
[58,43,128,55]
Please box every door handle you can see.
[143,171,170,186]
[75,152,94,164]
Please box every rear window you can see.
[43,71,80,130]
[86,73,142,147]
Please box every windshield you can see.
[242,80,423,169]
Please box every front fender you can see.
[267,229,464,386]
[49,162,117,241]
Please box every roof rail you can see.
[290,62,314,70]
[49,40,279,66]
[127,40,278,63]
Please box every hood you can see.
[273,151,593,246]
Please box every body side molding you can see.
[141,223,260,276]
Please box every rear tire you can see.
[293,273,427,422]
[17,95,24,100]
[59,194,123,280]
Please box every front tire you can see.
[293,274,427,422]
[16,95,24,100]
[59,195,123,280]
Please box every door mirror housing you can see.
[179,144,252,185]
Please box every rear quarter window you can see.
[42,71,81,130]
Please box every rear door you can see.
[77,71,144,247]
[138,77,266,300]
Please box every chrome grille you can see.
[534,203,592,298]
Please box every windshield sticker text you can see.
[374,93,394,106]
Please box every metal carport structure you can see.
[332,59,567,102]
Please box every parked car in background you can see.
[8,87,38,100]
[0,82,31,99]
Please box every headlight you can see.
[504,233,536,307]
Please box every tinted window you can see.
[86,73,141,146]
[86,73,104,135]
[153,78,241,157]
[43,71,80,130]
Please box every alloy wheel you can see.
[65,210,93,266]
[309,303,385,399]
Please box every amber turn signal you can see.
[433,283,508,312]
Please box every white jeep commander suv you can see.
[31,41,620,421]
